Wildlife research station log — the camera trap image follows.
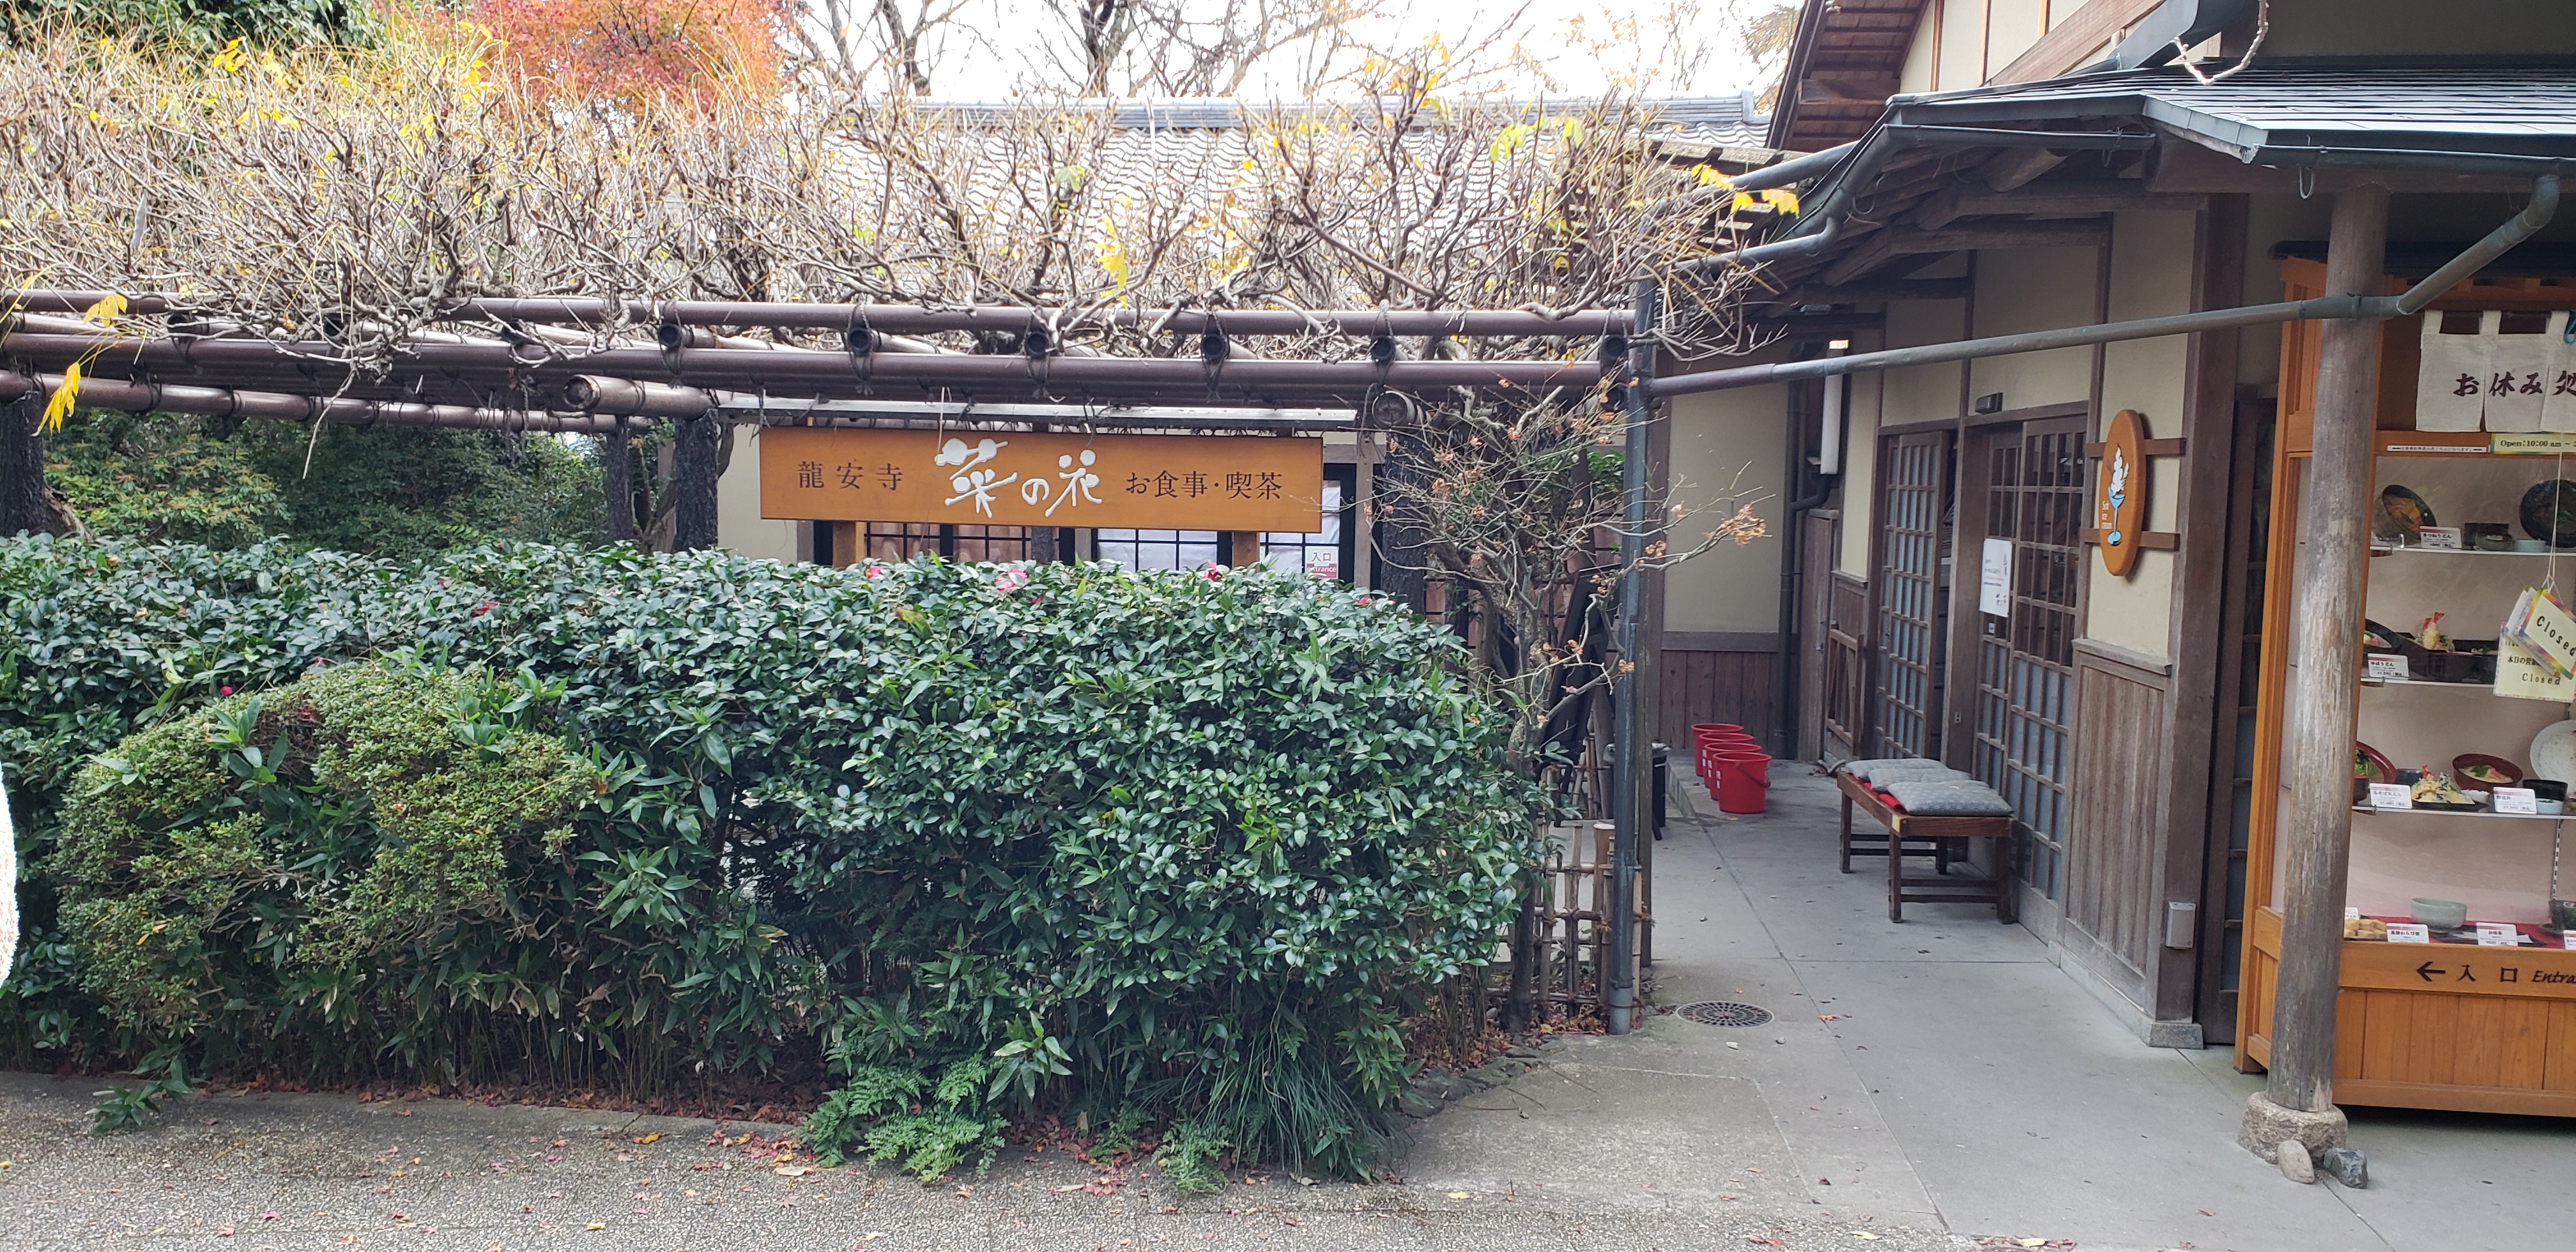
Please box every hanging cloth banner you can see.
[2488,312,2552,433]
[2415,310,2495,433]
[2543,310,2576,434]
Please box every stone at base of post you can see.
[2237,1090,2348,1166]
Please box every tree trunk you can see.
[0,394,50,537]
[671,416,726,551]
[2266,183,2389,1116]
[604,422,638,546]
[1503,857,1540,1034]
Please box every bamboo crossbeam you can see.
[0,331,1610,402]
[5,291,1634,339]
[0,371,624,433]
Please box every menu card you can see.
[2494,787,2540,814]
[2475,923,2522,947]
[2366,782,2413,810]
[2365,653,2408,680]
[2386,923,2432,944]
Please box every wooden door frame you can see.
[1868,426,1956,759]
[2196,390,2274,1042]
[1797,508,1840,763]
[1942,402,2094,773]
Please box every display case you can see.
[2237,266,2576,1116]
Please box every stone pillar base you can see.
[2237,1090,2349,1164]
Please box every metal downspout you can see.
[1773,350,1841,759]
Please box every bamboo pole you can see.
[2264,182,2389,1121]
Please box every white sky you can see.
[857,1,1780,100]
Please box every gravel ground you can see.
[0,1071,1968,1252]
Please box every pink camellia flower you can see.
[862,564,886,579]
[219,685,233,696]
[994,567,1030,592]
[471,600,499,616]
[1354,596,1372,606]
[1200,565,1224,581]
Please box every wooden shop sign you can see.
[758,427,1323,531]
[2092,409,2147,577]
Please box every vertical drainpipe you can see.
[1607,279,1660,1036]
[1772,342,1844,759]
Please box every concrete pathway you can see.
[1420,767,2572,1252]
[7,767,2571,1251]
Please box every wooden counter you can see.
[2241,906,2576,1116]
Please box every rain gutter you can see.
[1650,174,2559,400]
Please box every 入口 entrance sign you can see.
[758,427,1324,531]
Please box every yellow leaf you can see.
[1764,188,1802,215]
[80,293,125,327]
[585,1222,605,1230]
[40,363,81,434]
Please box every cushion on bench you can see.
[1880,777,2014,817]
[1841,758,1967,783]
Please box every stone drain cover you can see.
[1676,1000,1774,1028]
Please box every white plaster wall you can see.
[1836,354,1883,577]
[1967,245,2098,409]
[716,426,801,563]
[1878,291,1969,427]
[2238,194,2333,390]
[1935,0,1982,91]
[1899,10,1936,94]
[2084,210,2199,660]
[1666,383,1789,635]
[1984,0,2047,76]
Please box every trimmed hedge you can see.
[0,537,1538,1173]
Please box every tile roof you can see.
[1885,64,2576,162]
[909,93,1774,148]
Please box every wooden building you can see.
[1750,0,2576,1121]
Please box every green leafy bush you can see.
[0,537,1540,1175]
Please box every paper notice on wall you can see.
[1979,537,2012,617]
[2545,311,2576,433]
[2488,317,2552,432]
[2414,310,2495,432]
[2495,636,2575,701]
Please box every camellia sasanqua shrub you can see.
[0,536,1541,1176]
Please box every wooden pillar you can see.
[1224,531,1261,567]
[2266,182,2389,1118]
[825,521,860,568]
[671,414,726,551]
[0,393,47,537]
[603,421,638,546]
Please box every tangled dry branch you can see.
[0,28,1774,374]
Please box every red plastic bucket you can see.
[1696,727,1754,782]
[1712,749,1772,814]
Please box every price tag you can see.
[2419,526,2464,550]
[2495,786,2540,814]
[2365,653,2409,680]
[2476,923,2521,946]
[2564,931,2576,950]
[2367,782,2414,810]
[2386,923,2432,944]
[2345,906,2362,920]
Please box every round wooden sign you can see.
[2094,409,2146,577]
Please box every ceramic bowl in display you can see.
[2452,754,2523,788]
[2356,742,2398,784]
[2374,485,2435,545]
[2517,538,2551,552]
[2529,720,2576,783]
[2520,479,2576,547]
[2411,897,2469,929]
[2466,523,2515,551]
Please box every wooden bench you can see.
[1835,770,2018,924]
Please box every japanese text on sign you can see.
[758,427,1324,531]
